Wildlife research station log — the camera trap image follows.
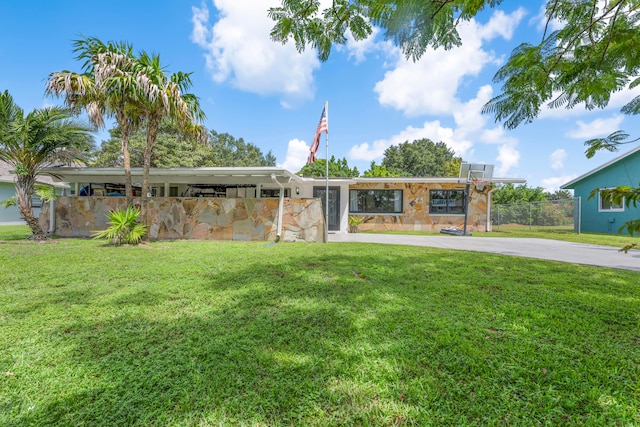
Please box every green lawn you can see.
[365,227,640,249]
[1,226,639,425]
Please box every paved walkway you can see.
[328,233,640,272]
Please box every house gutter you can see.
[270,174,285,242]
[48,199,55,235]
[486,184,500,232]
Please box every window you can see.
[260,188,290,198]
[429,190,465,214]
[31,195,43,208]
[349,189,403,214]
[598,189,624,212]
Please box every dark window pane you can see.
[429,190,466,214]
[349,189,402,213]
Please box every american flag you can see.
[307,102,328,164]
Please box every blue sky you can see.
[2,0,639,189]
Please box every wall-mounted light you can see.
[295,187,300,195]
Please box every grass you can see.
[363,226,640,249]
[1,225,639,425]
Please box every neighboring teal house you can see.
[0,161,66,225]
[561,145,640,234]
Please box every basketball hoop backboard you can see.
[458,163,494,184]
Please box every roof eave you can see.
[561,145,640,189]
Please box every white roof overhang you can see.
[351,177,526,184]
[41,167,302,186]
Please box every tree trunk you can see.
[141,115,160,227]
[16,174,47,240]
[117,113,134,206]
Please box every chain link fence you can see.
[491,199,578,232]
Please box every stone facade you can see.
[40,197,325,242]
[349,182,490,232]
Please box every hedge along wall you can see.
[39,196,325,242]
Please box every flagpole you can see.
[324,100,329,243]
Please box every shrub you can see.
[348,216,363,233]
[93,206,147,245]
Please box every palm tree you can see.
[134,51,206,222]
[0,91,92,240]
[47,36,142,206]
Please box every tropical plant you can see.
[1,185,58,209]
[92,206,147,245]
[132,51,207,223]
[0,90,92,240]
[269,0,502,61]
[348,215,363,233]
[47,36,142,206]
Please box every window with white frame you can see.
[598,189,624,212]
[349,189,403,213]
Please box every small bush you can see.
[93,206,147,245]
[348,216,363,233]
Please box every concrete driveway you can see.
[328,233,640,272]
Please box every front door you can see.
[313,186,340,231]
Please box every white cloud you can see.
[348,120,473,162]
[531,2,563,33]
[566,115,624,139]
[279,138,310,172]
[452,85,494,135]
[550,149,567,171]
[191,1,320,107]
[373,9,526,117]
[479,9,527,41]
[340,26,394,64]
[348,85,512,164]
[496,143,520,176]
[541,175,576,192]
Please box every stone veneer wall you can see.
[40,197,325,242]
[350,182,490,232]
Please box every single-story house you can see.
[561,145,640,235]
[38,166,525,241]
[0,161,67,225]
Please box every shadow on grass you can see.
[4,245,639,425]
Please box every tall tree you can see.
[545,189,573,201]
[297,156,358,177]
[381,139,462,177]
[492,184,547,205]
[92,122,210,168]
[132,51,206,222]
[92,123,276,168]
[207,130,277,166]
[47,36,141,206]
[0,91,93,240]
[363,161,398,177]
[269,0,503,61]
[481,1,639,138]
